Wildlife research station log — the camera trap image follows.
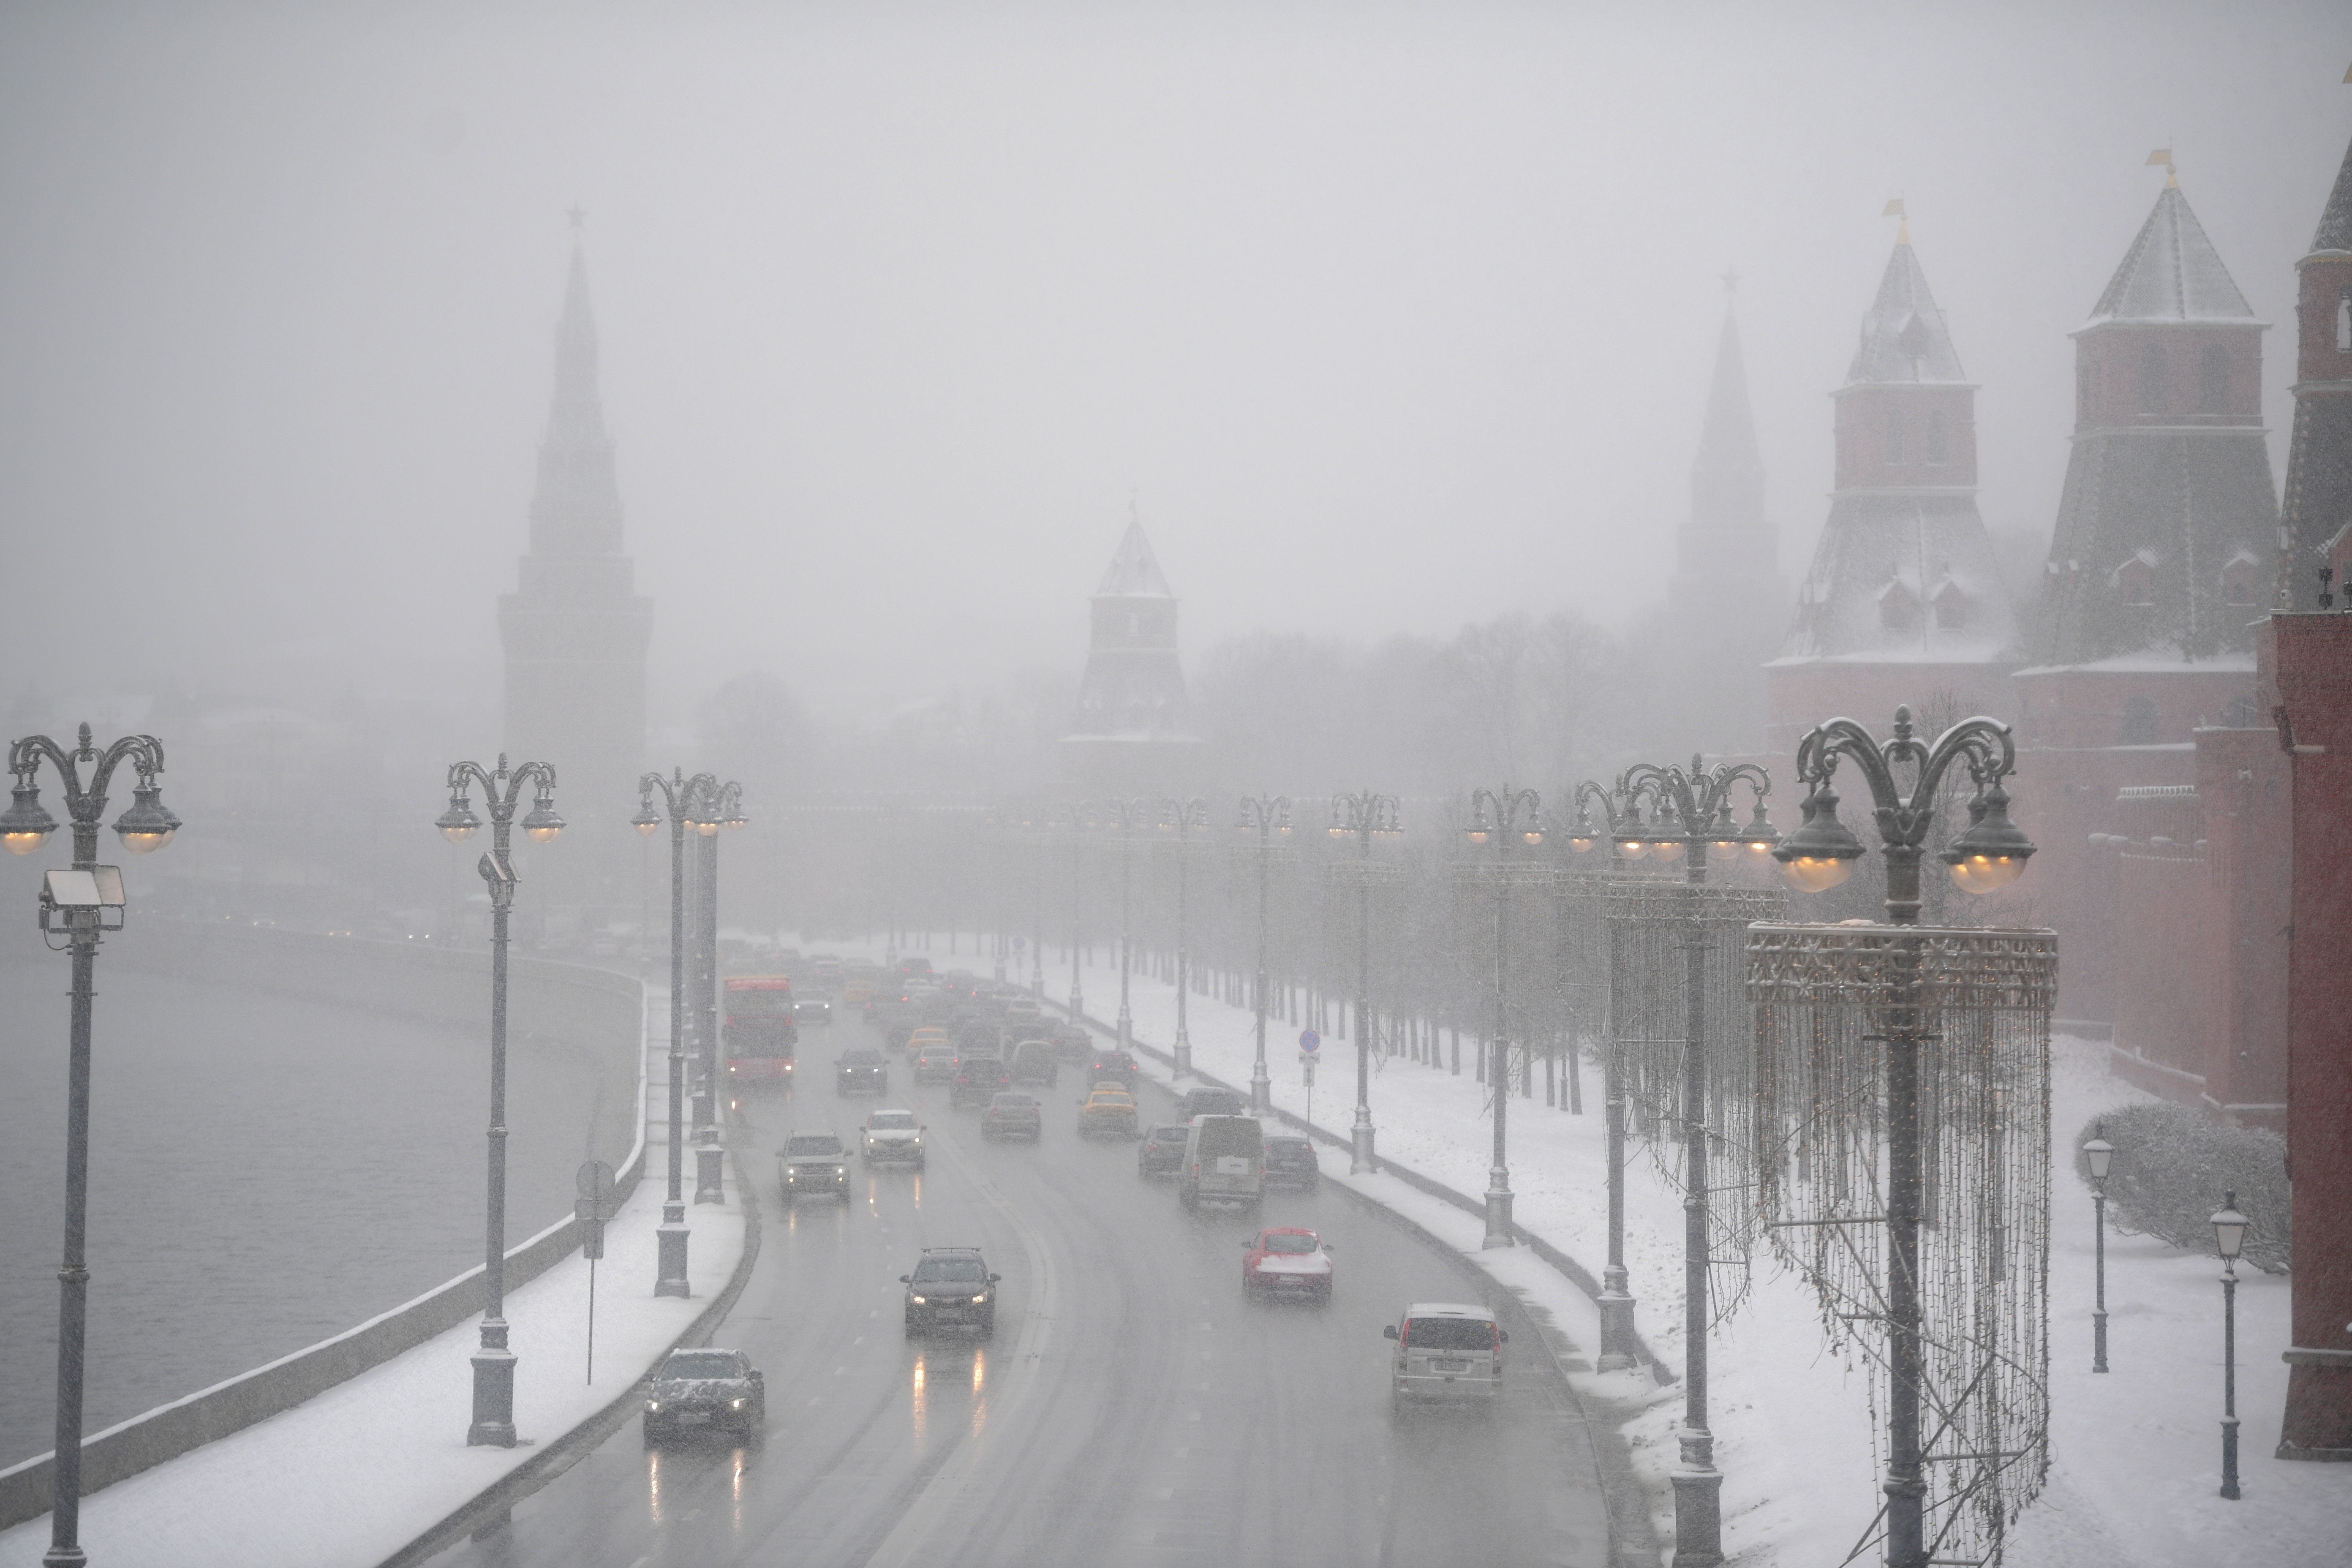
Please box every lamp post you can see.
[632,769,718,1298]
[1157,798,1210,1077]
[1770,704,2035,1568]
[1328,792,1401,1174]
[1610,756,1774,1568]
[1024,807,1047,999]
[692,781,744,1203]
[1098,798,1152,1054]
[2085,1127,2114,1373]
[1236,796,1292,1116]
[437,754,565,1446]
[1465,785,1543,1250]
[5,723,180,1568]
[2212,1192,2248,1500]
[1061,802,1092,1022]
[1563,777,1642,1370]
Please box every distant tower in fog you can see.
[1659,279,1783,752]
[1061,510,1203,789]
[2032,166,2278,679]
[1765,215,2016,755]
[497,220,653,915]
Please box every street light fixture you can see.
[9,723,179,1568]
[1772,704,2035,1568]
[1563,775,1643,1370]
[1058,802,1094,1023]
[2213,1191,2247,1501]
[1465,785,1543,1250]
[1098,799,1153,1054]
[690,781,745,1203]
[1614,755,1773,1568]
[1236,795,1293,1116]
[1329,791,1402,1174]
[635,768,719,1299]
[1157,797,1211,1077]
[2085,1126,2114,1373]
[440,753,563,1447]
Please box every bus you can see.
[724,977,798,1095]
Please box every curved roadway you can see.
[430,1010,1614,1568]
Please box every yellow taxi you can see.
[843,978,877,1006]
[905,1026,950,1056]
[1076,1083,1139,1140]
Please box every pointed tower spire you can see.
[2035,167,2276,663]
[2279,131,2352,610]
[498,216,653,912]
[1064,508,1200,787]
[1674,281,1772,593]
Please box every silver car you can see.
[1385,1301,1506,1412]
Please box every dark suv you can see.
[951,1050,1011,1110]
[1265,1133,1320,1192]
[643,1347,764,1442]
[776,1131,851,1203]
[901,1247,1001,1338]
[1048,1021,1094,1062]
[1007,1039,1059,1088]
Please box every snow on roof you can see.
[2010,650,2256,678]
[1846,238,1968,386]
[1094,518,1174,598]
[2082,183,2256,327]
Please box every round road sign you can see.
[1298,1028,1320,1054]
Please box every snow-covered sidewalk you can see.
[0,994,752,1568]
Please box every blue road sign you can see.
[1298,1028,1320,1054]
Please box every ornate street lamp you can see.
[1562,775,1641,1370]
[1770,704,2036,1568]
[634,769,719,1298]
[1464,785,1544,1249]
[1328,791,1402,1174]
[2085,1127,2114,1373]
[1097,798,1153,1054]
[438,753,563,1446]
[1157,797,1211,1077]
[1058,802,1094,1022]
[6,723,179,1567]
[689,781,744,1203]
[2213,1192,2248,1501]
[1612,756,1774,1568]
[1235,795,1293,1116]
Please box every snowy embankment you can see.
[0,990,753,1568]
[823,936,2341,1566]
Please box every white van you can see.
[1178,1115,1263,1211]
[1384,1301,1506,1410]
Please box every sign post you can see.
[1298,1029,1320,1127]
[575,1160,618,1385]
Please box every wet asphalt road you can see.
[430,1010,1615,1568]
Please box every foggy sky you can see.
[2,1,2345,726]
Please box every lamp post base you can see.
[1172,1031,1192,1078]
[691,1092,713,1132]
[1350,1116,1376,1176]
[656,1219,691,1298]
[2093,1309,2108,1373]
[1117,1005,1132,1054]
[1669,1439,1725,1567]
[2221,1416,2241,1500]
[1596,1270,1639,1372]
[694,1145,727,1205]
[467,1323,518,1447]
[1481,1184,1515,1249]
[1249,1068,1271,1118]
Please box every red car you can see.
[1241,1227,1334,1304]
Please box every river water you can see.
[0,958,614,1465]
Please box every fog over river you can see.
[0,960,611,1463]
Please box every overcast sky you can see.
[2,1,2345,724]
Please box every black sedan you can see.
[836,1047,889,1096]
[1136,1124,1187,1179]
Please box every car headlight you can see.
[730,1397,746,1410]
[971,1293,987,1304]
[646,1400,662,1412]
[835,1166,846,1176]
[911,1294,927,1304]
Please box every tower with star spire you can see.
[1061,507,1203,789]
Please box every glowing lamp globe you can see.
[112,784,181,854]
[1779,856,1856,893]
[1,783,57,855]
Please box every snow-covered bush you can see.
[2072,1102,2289,1274]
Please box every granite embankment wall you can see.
[0,924,645,1530]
